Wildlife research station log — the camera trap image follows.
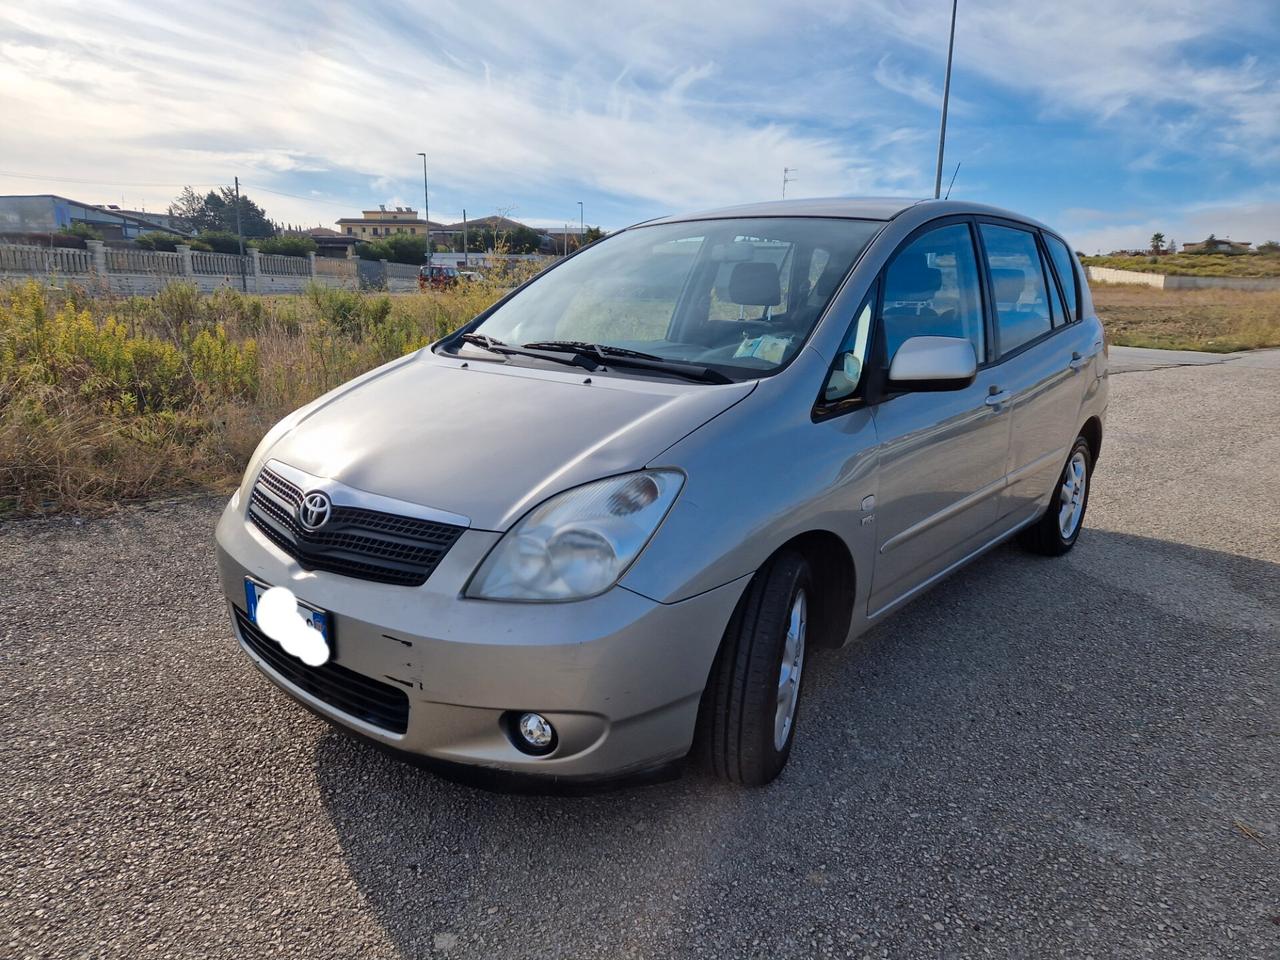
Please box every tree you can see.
[1256,240,1280,256]
[195,230,245,254]
[1149,232,1165,255]
[583,225,605,245]
[253,235,317,256]
[356,233,430,265]
[168,185,275,237]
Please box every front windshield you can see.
[452,217,882,379]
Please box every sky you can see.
[1,1,1277,252]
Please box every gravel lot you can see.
[4,348,1279,959]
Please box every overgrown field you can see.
[1091,283,1280,352]
[4,277,1278,516]
[0,279,514,516]
[1083,253,1280,278]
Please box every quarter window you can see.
[880,223,986,364]
[1043,234,1080,323]
[980,224,1052,356]
[822,291,875,403]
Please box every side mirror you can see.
[888,336,977,391]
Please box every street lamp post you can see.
[416,152,431,266]
[933,0,959,199]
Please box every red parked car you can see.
[418,264,459,290]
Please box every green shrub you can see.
[253,235,317,257]
[59,222,103,241]
[197,230,244,254]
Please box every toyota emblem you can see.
[297,491,332,531]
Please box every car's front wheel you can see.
[1019,435,1093,556]
[697,550,812,785]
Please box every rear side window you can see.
[980,224,1052,357]
[1044,234,1080,323]
[880,223,986,364]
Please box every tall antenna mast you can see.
[933,0,958,199]
[782,167,798,199]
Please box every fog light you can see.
[515,712,556,754]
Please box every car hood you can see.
[267,351,755,531]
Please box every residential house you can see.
[335,205,445,240]
[1182,237,1252,254]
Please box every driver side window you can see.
[880,223,986,365]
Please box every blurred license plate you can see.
[244,577,331,645]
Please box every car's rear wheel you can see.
[1019,435,1093,556]
[697,550,812,785]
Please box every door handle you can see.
[1068,351,1089,372]
[984,390,1010,408]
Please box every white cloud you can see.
[1065,198,1280,253]
[0,0,1275,234]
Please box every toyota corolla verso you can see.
[215,198,1108,786]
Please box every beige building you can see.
[335,205,445,239]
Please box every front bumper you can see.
[214,496,748,780]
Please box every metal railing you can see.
[383,261,421,280]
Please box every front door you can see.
[976,222,1090,523]
[867,221,1013,615]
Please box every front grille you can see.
[247,465,464,586]
[234,607,409,734]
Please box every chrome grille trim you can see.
[247,461,467,586]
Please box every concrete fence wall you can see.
[1086,265,1280,291]
[1,240,553,295]
[1,240,362,295]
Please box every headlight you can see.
[466,470,684,601]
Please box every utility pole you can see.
[416,152,431,266]
[233,175,247,292]
[462,208,468,267]
[782,167,797,199]
[577,201,584,248]
[934,0,959,199]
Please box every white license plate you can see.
[244,577,332,646]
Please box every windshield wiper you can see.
[519,340,733,384]
[458,332,598,370]
[459,332,509,352]
[521,340,666,362]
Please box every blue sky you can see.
[1,1,1277,251]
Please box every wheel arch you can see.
[1080,415,1103,466]
[767,530,857,650]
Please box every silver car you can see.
[215,198,1107,786]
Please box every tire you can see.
[1019,435,1093,556]
[697,550,812,785]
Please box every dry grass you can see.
[1083,253,1280,278]
[1092,284,1280,352]
[0,277,526,516]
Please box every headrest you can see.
[728,261,782,306]
[889,252,942,299]
[991,268,1026,303]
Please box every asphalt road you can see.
[4,347,1279,959]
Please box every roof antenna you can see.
[943,161,961,200]
[933,0,959,198]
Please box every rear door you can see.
[976,222,1087,523]
[868,220,1012,615]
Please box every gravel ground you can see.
[3,349,1279,959]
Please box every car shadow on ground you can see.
[312,529,1279,958]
